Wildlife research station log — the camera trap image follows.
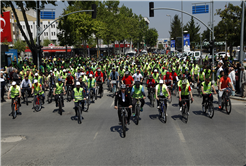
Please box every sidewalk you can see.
[230,94,246,101]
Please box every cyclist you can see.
[72,82,86,118]
[20,75,32,100]
[153,69,159,83]
[8,81,22,115]
[155,80,170,109]
[131,81,146,116]
[132,69,143,84]
[218,72,235,109]
[121,71,134,91]
[201,77,217,107]
[178,79,194,113]
[31,79,45,104]
[86,74,96,97]
[146,75,156,98]
[95,68,104,95]
[64,73,75,93]
[163,71,173,87]
[53,78,66,107]
[114,84,132,125]
[109,67,119,90]
[217,70,224,89]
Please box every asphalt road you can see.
[1,84,245,165]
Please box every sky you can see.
[45,0,243,39]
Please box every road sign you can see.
[192,5,209,14]
[40,11,55,19]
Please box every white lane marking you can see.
[93,132,98,140]
[173,123,186,143]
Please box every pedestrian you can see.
[240,64,246,98]
[228,67,236,96]
[0,72,6,102]
[235,63,241,93]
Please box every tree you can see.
[13,39,26,53]
[145,28,158,49]
[201,28,210,41]
[42,38,52,46]
[170,14,182,41]
[1,1,57,65]
[183,16,200,50]
[158,44,164,50]
[215,2,246,55]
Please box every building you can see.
[157,38,170,49]
[4,7,60,45]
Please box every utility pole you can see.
[181,0,183,55]
[211,0,215,84]
[239,0,245,92]
[36,0,40,70]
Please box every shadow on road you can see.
[149,114,159,120]
[110,125,127,138]
[172,103,179,107]
[192,110,208,118]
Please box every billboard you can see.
[40,11,55,19]
[1,11,13,42]
[183,34,190,52]
[5,49,18,66]
[171,40,175,51]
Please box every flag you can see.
[1,11,13,42]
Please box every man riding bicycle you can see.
[155,80,170,109]
[114,84,133,125]
[178,79,194,113]
[201,77,217,107]
[86,74,97,97]
[121,71,134,92]
[8,81,22,115]
[20,75,32,100]
[31,79,45,104]
[109,67,119,90]
[146,75,156,98]
[53,78,66,107]
[95,68,104,95]
[73,82,86,118]
[64,73,74,93]
[131,81,146,116]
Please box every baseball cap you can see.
[34,80,38,83]
[63,69,66,72]
[35,73,38,76]
[12,81,16,85]
[154,69,157,72]
[89,74,93,77]
[76,82,80,86]
[54,68,57,71]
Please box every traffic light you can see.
[149,2,154,17]
[92,4,97,19]
[209,40,214,55]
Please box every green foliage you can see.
[42,38,52,46]
[170,14,182,40]
[145,28,158,48]
[158,44,164,50]
[13,39,26,53]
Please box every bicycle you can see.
[47,84,54,103]
[88,88,95,103]
[11,96,19,119]
[57,93,64,115]
[167,85,173,103]
[33,94,43,112]
[219,88,232,114]
[119,107,129,138]
[149,86,155,107]
[197,81,203,98]
[111,80,117,96]
[76,100,84,124]
[202,93,214,118]
[66,85,73,102]
[181,98,193,123]
[158,95,168,123]
[97,82,104,98]
[23,88,29,105]
[134,97,141,125]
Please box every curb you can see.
[230,96,246,101]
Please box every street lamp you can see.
[166,14,171,49]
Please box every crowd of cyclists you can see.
[1,52,238,124]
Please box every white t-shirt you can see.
[132,73,143,82]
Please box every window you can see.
[44,25,45,29]
[54,32,55,36]
[30,25,32,29]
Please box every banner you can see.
[183,34,190,52]
[171,40,175,51]
[1,11,13,42]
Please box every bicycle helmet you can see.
[34,80,38,83]
[125,71,129,75]
[58,78,61,82]
[12,81,16,85]
[76,82,80,86]
[121,84,126,89]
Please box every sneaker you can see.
[140,107,143,112]
[17,112,22,115]
[118,122,122,125]
[187,112,189,115]
[127,121,130,125]
[166,113,168,117]
[56,103,58,107]
[219,105,221,109]
[179,107,182,112]
[157,106,160,109]
[132,113,135,117]
[9,112,12,116]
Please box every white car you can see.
[216,52,230,58]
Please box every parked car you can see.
[216,52,230,58]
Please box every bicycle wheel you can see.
[151,93,154,107]
[77,106,82,124]
[184,105,189,123]
[122,113,126,138]
[225,98,231,115]
[168,90,172,103]
[182,105,188,123]
[59,98,62,115]
[95,89,97,100]
[100,86,103,98]
[48,91,52,103]
[136,106,140,125]
[208,103,214,118]
[12,104,17,119]
[25,90,28,105]
[67,90,72,102]
[163,105,167,123]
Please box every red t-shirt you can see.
[122,76,134,87]
[220,76,231,89]
[66,76,74,84]
[179,86,191,92]
[86,71,94,76]
[163,75,173,84]
[171,72,178,80]
[95,72,104,82]
[147,79,156,88]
